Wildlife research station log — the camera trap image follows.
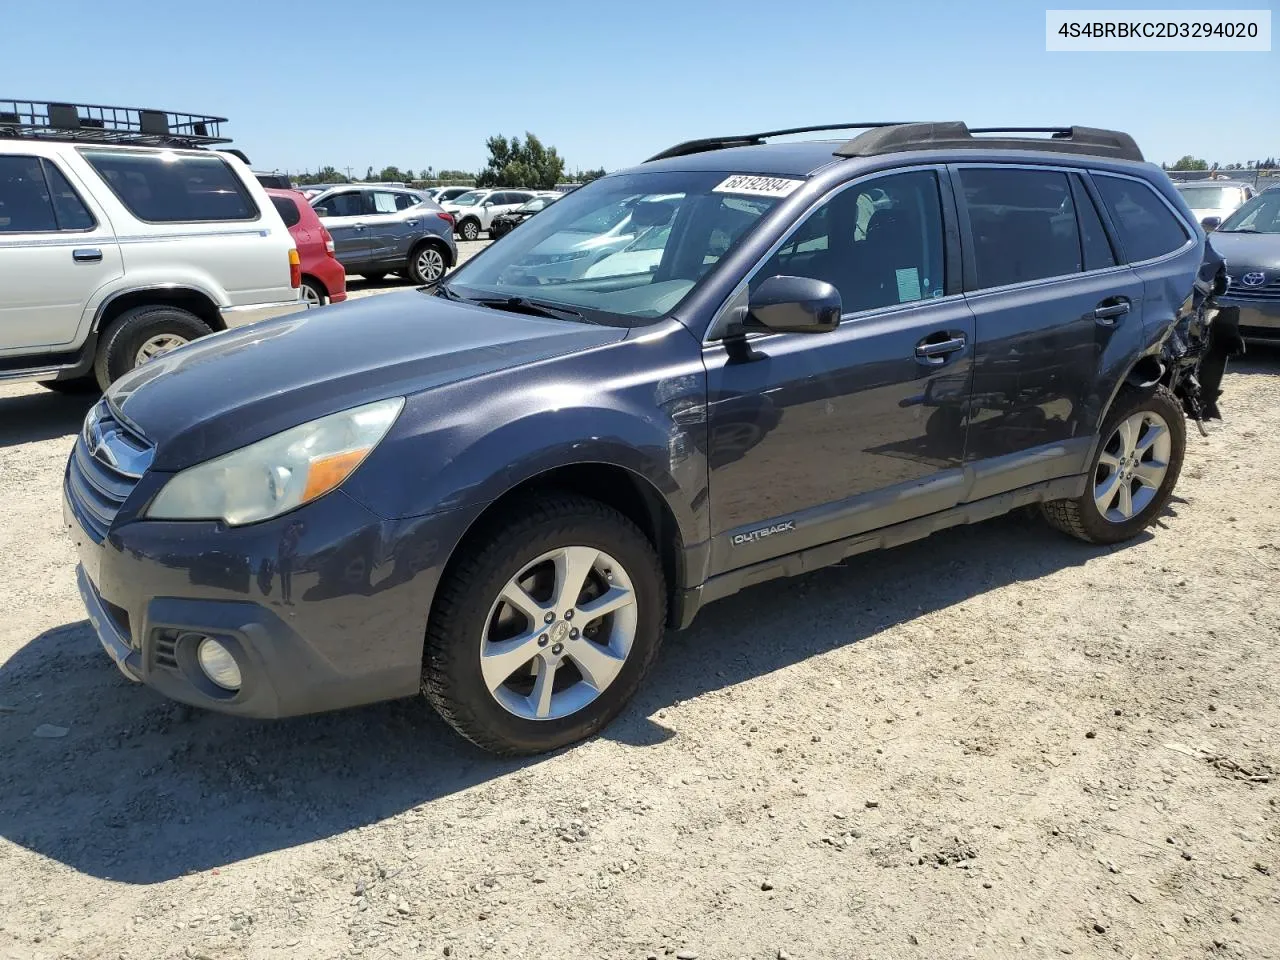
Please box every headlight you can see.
[147,397,404,526]
[541,250,591,264]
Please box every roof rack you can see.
[645,122,911,162]
[0,98,231,149]
[836,122,1143,162]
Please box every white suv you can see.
[0,100,302,391]
[441,189,538,241]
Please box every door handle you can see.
[914,335,967,365]
[1094,300,1131,324]
[353,222,366,231]
[404,219,419,227]
[72,248,103,263]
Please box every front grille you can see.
[153,632,179,670]
[65,400,152,542]
[1226,275,1280,301]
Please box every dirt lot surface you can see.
[1,314,1277,959]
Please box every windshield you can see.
[452,191,485,206]
[443,170,789,323]
[518,196,554,213]
[1218,192,1280,233]
[1177,185,1244,209]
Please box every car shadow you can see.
[0,388,97,448]
[0,509,1149,885]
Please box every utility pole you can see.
[344,166,354,180]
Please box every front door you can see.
[0,154,123,350]
[704,168,975,575]
[314,190,371,271]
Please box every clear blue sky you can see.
[2,0,1275,175]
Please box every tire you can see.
[40,376,100,395]
[359,272,388,282]
[408,242,448,285]
[300,278,328,307]
[423,494,666,755]
[93,305,213,390]
[1041,385,1186,544]
[458,219,481,242]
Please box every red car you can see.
[267,188,348,306]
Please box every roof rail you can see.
[0,98,231,149]
[835,122,1143,162]
[645,122,911,162]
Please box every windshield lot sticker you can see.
[713,175,805,198]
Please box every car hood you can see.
[106,292,627,471]
[1208,231,1280,274]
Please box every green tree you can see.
[378,165,408,182]
[294,166,348,185]
[476,132,565,189]
[576,167,608,184]
[436,169,474,181]
[1171,155,1209,171]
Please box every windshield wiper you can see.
[1217,226,1259,233]
[469,296,586,322]
[433,281,464,300]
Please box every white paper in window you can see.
[895,267,922,303]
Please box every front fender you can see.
[342,320,710,570]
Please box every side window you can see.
[81,150,258,222]
[319,192,362,217]
[394,193,419,210]
[0,155,58,232]
[1093,174,1190,263]
[959,168,1081,288]
[1070,175,1116,271]
[371,192,400,214]
[753,170,947,314]
[270,195,302,228]
[41,161,95,230]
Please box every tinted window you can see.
[270,195,302,228]
[1094,175,1189,262]
[0,156,57,232]
[754,170,946,313]
[82,150,258,222]
[42,161,95,230]
[317,191,362,217]
[960,168,1081,288]
[394,193,419,210]
[1071,176,1116,271]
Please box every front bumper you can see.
[220,296,308,329]
[1220,297,1280,340]
[64,473,476,719]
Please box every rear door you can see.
[955,164,1145,495]
[313,189,371,270]
[0,152,123,350]
[365,190,413,266]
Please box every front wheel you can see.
[458,219,481,242]
[423,494,666,755]
[1041,385,1186,544]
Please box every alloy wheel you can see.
[480,545,637,721]
[1094,410,1172,523]
[416,247,445,282]
[134,334,188,366]
[301,282,326,307]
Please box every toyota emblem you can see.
[1241,272,1267,286]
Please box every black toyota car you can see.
[488,192,560,239]
[1202,188,1280,343]
[65,122,1226,755]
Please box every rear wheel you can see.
[300,278,327,306]
[458,218,481,242]
[423,494,666,755]
[93,305,212,389]
[408,242,447,284]
[1042,385,1185,544]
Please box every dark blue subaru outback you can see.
[65,122,1231,754]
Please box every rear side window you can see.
[1070,175,1116,271]
[1093,175,1189,263]
[960,168,1081,288]
[0,156,95,232]
[270,195,302,228]
[316,191,362,217]
[82,150,258,223]
[394,193,419,210]
[372,192,400,214]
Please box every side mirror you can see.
[483,199,495,207]
[1201,216,1222,232]
[746,275,841,334]
[315,206,331,218]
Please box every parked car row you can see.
[439,188,561,241]
[1174,179,1257,231]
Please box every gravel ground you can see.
[1,309,1277,959]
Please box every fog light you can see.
[196,637,242,691]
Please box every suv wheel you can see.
[300,279,328,306]
[94,305,213,390]
[1042,385,1185,544]
[458,218,481,242]
[423,494,666,755]
[408,243,447,284]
